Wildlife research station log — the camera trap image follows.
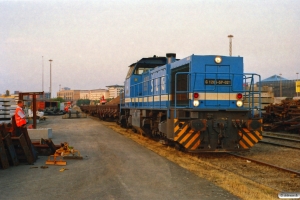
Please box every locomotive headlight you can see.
[236,100,243,107]
[193,100,199,107]
[215,56,222,64]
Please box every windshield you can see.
[134,67,151,75]
[126,66,135,79]
[126,57,167,79]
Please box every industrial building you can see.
[258,75,299,97]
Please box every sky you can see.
[1,0,299,97]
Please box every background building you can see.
[57,88,110,102]
[57,89,81,101]
[80,89,109,100]
[106,85,124,99]
[258,75,297,97]
[80,90,90,100]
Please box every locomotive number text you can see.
[204,79,231,85]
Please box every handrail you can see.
[121,72,262,119]
[129,75,167,108]
[174,72,262,118]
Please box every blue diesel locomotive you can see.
[120,53,262,152]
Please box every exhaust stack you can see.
[166,53,176,64]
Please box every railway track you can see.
[224,152,300,193]
[190,151,300,193]
[263,131,300,140]
[260,134,300,150]
[228,152,300,176]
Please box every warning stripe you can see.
[250,130,263,140]
[180,130,195,146]
[174,119,201,150]
[182,130,195,144]
[238,131,252,148]
[175,126,190,142]
[174,119,179,127]
[191,140,201,150]
[238,140,249,149]
[241,129,257,145]
[247,132,259,143]
[184,131,200,149]
[238,128,262,149]
[174,121,189,137]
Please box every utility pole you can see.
[42,56,44,92]
[228,35,233,56]
[49,59,53,98]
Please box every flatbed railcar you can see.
[81,104,119,121]
[119,53,263,152]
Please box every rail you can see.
[228,152,300,176]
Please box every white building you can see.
[57,86,122,101]
[80,90,90,100]
[79,89,109,100]
[106,85,124,99]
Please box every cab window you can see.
[126,66,135,78]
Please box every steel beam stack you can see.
[263,99,300,133]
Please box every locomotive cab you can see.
[124,56,168,108]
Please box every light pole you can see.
[228,35,233,56]
[297,72,299,97]
[42,56,44,92]
[49,59,53,98]
[279,73,282,97]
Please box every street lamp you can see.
[279,73,282,97]
[42,56,44,92]
[49,59,53,98]
[228,35,233,56]
[297,72,299,97]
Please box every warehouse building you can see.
[258,75,299,97]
